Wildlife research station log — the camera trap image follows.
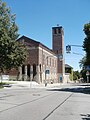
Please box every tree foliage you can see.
[80,69,87,82]
[79,56,86,69]
[83,22,90,66]
[73,71,81,81]
[79,22,90,83]
[0,0,27,73]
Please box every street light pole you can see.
[45,56,49,87]
[73,52,84,56]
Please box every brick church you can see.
[9,26,66,84]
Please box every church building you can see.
[9,26,66,84]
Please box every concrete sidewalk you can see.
[3,81,62,89]
[3,80,90,90]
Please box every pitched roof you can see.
[17,35,56,56]
[17,35,40,46]
[65,64,73,68]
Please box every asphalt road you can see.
[0,84,90,120]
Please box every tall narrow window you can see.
[47,57,48,66]
[50,58,51,66]
[52,59,54,67]
[40,64,41,72]
[22,65,25,74]
[27,64,30,77]
[54,29,57,34]
[33,64,36,78]
[58,28,61,34]
[43,55,45,65]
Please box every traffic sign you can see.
[86,71,90,76]
[86,65,90,71]
[66,45,71,53]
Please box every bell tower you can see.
[52,26,64,82]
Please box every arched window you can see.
[27,64,30,77]
[22,65,25,74]
[33,64,36,78]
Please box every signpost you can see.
[2,75,9,81]
[60,74,62,83]
[86,71,90,83]
[66,45,71,53]
[66,44,82,53]
[86,65,90,71]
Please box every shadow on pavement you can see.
[77,84,90,87]
[81,114,90,120]
[47,86,90,94]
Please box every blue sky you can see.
[4,0,90,71]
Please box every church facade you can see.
[9,26,65,84]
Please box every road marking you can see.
[43,93,73,120]
[0,91,56,113]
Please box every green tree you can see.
[79,22,90,83]
[80,69,87,82]
[83,22,90,66]
[79,56,86,69]
[0,0,27,74]
[73,71,80,81]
